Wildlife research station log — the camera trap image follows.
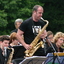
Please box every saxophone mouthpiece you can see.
[41,17,44,20]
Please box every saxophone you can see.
[5,47,14,64]
[25,17,49,57]
[61,43,64,50]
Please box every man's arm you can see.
[16,29,31,50]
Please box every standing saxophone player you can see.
[0,35,13,64]
[16,5,47,56]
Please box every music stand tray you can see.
[19,56,47,64]
[53,52,64,56]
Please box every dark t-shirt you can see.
[0,48,5,64]
[19,17,46,44]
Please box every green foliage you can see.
[42,0,64,33]
[0,10,7,27]
[0,0,64,35]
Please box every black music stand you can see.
[12,45,25,59]
[19,56,47,64]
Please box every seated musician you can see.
[0,35,13,64]
[44,31,54,55]
[9,32,25,59]
[45,32,64,55]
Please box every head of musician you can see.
[32,5,44,21]
[0,35,10,50]
[15,19,23,29]
[53,32,64,48]
[9,32,19,47]
[47,31,54,42]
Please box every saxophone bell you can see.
[4,47,14,64]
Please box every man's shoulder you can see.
[22,17,32,25]
[24,17,32,22]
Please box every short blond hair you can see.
[32,5,43,12]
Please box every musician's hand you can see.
[40,30,47,39]
[24,43,32,50]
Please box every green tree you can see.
[0,0,44,35]
[0,0,64,35]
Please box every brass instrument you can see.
[61,44,64,52]
[25,17,49,57]
[6,48,14,64]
